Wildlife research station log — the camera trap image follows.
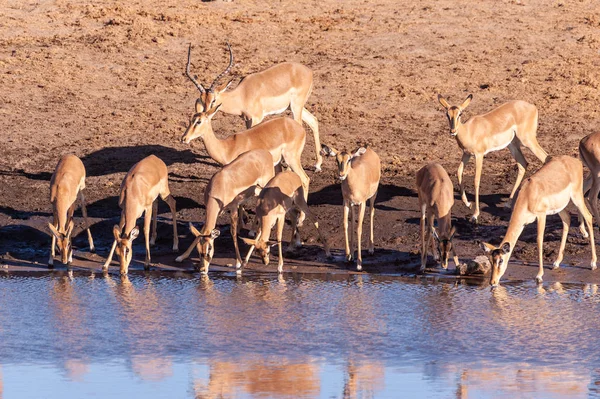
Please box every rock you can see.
[456,255,491,276]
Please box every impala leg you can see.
[66,203,76,264]
[300,108,322,172]
[231,209,242,268]
[356,201,366,271]
[143,206,152,270]
[48,213,58,266]
[79,191,95,252]
[276,216,285,273]
[150,199,158,246]
[452,248,460,270]
[427,208,437,262]
[588,181,600,232]
[457,152,472,209]
[554,209,571,270]
[285,155,310,226]
[368,191,377,255]
[536,214,546,283]
[522,136,548,163]
[175,237,200,263]
[472,154,483,223]
[507,142,528,201]
[583,174,593,197]
[420,205,427,272]
[572,190,597,270]
[350,205,356,262]
[163,194,179,251]
[288,209,301,250]
[343,200,352,261]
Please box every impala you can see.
[241,171,330,273]
[480,156,596,287]
[321,144,380,270]
[579,132,600,225]
[103,155,178,274]
[438,94,548,223]
[175,149,275,272]
[186,44,323,171]
[416,163,459,271]
[48,154,95,266]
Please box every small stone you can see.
[456,255,491,275]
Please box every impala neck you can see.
[501,209,527,260]
[218,89,244,117]
[54,197,72,233]
[201,123,235,166]
[437,212,453,238]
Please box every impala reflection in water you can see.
[0,274,599,398]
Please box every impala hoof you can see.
[552,262,560,270]
[172,245,179,252]
[356,264,362,271]
[470,215,479,224]
[535,276,543,284]
[346,254,353,262]
[314,165,322,173]
[368,248,374,255]
[90,246,96,253]
[175,256,184,263]
[592,262,597,271]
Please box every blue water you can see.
[0,272,599,398]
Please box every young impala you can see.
[241,170,330,273]
[321,144,380,270]
[186,43,322,171]
[103,155,178,274]
[416,163,459,271]
[48,154,95,267]
[480,156,596,287]
[175,149,275,273]
[438,94,548,223]
[579,132,600,226]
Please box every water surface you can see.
[0,272,599,398]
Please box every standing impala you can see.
[181,103,310,222]
[241,171,330,273]
[416,163,459,271]
[186,44,323,171]
[438,94,548,223]
[579,132,600,226]
[175,149,275,273]
[321,144,380,270]
[48,154,95,266]
[480,156,596,287]
[103,155,178,274]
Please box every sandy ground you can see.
[1,0,600,284]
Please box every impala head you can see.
[188,223,220,274]
[186,43,235,113]
[480,241,511,287]
[181,103,221,144]
[432,226,456,270]
[321,144,367,181]
[48,220,75,265]
[438,94,472,136]
[241,232,274,266]
[113,225,140,275]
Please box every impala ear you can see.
[66,220,75,238]
[351,147,367,158]
[449,226,456,241]
[241,237,257,246]
[480,241,495,253]
[129,226,140,240]
[113,225,122,241]
[207,103,222,117]
[189,222,202,237]
[48,223,61,239]
[216,78,236,93]
[501,242,511,254]
[194,98,205,113]
[210,229,220,239]
[320,144,337,157]
[432,227,440,242]
[459,94,473,110]
[438,94,450,109]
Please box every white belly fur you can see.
[264,105,290,118]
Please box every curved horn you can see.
[186,44,205,94]
[208,41,234,91]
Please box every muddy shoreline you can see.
[2,0,600,286]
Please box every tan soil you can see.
[1,0,600,284]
